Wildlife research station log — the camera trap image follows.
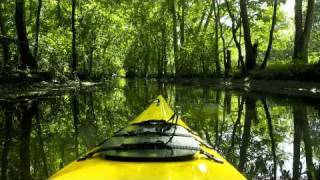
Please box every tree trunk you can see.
[225,50,232,76]
[239,0,256,71]
[34,0,42,62]
[162,24,167,77]
[56,0,62,24]
[196,7,207,35]
[260,0,278,69]
[212,0,221,74]
[15,0,36,69]
[0,2,10,68]
[293,0,315,63]
[203,1,214,33]
[218,4,227,76]
[170,0,179,76]
[180,0,185,47]
[225,0,244,72]
[71,0,77,73]
[87,46,94,77]
[238,21,245,70]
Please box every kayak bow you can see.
[50,95,246,180]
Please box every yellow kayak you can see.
[50,95,246,180]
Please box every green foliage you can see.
[0,0,318,79]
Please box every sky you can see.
[282,0,295,18]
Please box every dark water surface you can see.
[0,79,319,179]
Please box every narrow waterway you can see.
[0,79,319,179]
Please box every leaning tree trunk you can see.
[226,0,245,72]
[239,0,256,71]
[260,0,278,69]
[15,0,36,69]
[293,0,315,63]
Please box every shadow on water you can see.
[0,79,319,179]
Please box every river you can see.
[0,79,319,179]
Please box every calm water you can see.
[0,79,319,179]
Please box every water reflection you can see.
[0,79,319,179]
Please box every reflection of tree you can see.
[238,97,256,172]
[302,111,315,179]
[71,95,79,157]
[1,105,14,180]
[225,91,231,114]
[261,98,277,179]
[214,90,221,151]
[20,101,38,180]
[1,81,320,179]
[293,106,316,180]
[227,96,244,159]
[88,93,96,124]
[293,107,303,179]
[35,105,49,177]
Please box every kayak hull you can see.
[50,155,244,180]
[50,95,246,180]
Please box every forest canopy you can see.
[0,0,319,79]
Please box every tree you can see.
[293,0,316,63]
[0,1,10,68]
[225,0,244,72]
[260,0,279,69]
[212,0,221,74]
[225,50,232,76]
[15,0,36,69]
[71,0,77,73]
[169,0,179,75]
[34,0,42,62]
[56,0,62,25]
[179,0,186,47]
[239,0,257,71]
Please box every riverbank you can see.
[1,67,320,100]
[0,80,101,100]
[238,63,320,82]
[156,77,320,100]
[0,71,101,100]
